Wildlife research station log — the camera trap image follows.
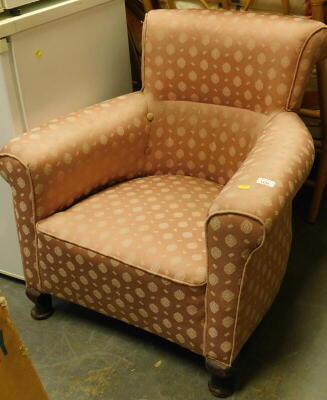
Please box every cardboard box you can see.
[0,297,48,400]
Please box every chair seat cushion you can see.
[37,175,223,285]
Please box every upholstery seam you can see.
[36,229,208,288]
[229,221,265,365]
[140,12,153,169]
[261,110,286,130]
[207,210,265,227]
[204,211,265,366]
[230,202,293,364]
[205,356,230,368]
[0,153,42,291]
[286,26,327,111]
[141,11,149,92]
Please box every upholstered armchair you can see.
[1,9,327,397]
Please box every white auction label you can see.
[256,178,276,187]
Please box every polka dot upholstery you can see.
[231,204,292,361]
[0,10,325,368]
[204,112,314,364]
[205,206,292,364]
[0,157,41,290]
[143,9,327,113]
[144,100,267,184]
[0,92,149,220]
[37,175,223,286]
[208,112,315,231]
[37,232,206,354]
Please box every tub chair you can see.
[1,9,326,397]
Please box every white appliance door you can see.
[10,0,132,129]
[2,0,39,9]
[0,180,23,279]
[0,51,24,280]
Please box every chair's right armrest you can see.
[0,92,149,220]
[0,92,149,290]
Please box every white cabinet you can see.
[1,0,40,10]
[0,0,132,279]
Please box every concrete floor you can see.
[0,187,326,400]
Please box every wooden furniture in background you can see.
[143,0,153,12]
[126,0,144,89]
[244,0,290,14]
[244,1,327,222]
[305,0,327,222]
[143,0,232,11]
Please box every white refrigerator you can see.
[0,0,132,279]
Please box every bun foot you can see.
[26,288,53,320]
[206,358,235,398]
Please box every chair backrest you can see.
[142,9,327,114]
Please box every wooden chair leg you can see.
[221,0,231,10]
[244,0,290,14]
[308,58,327,222]
[142,0,154,12]
[311,0,326,22]
[205,358,235,398]
[303,1,327,222]
[167,0,176,8]
[281,0,290,14]
[198,0,210,9]
[26,288,53,320]
[244,0,254,11]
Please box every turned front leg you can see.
[26,288,53,320]
[205,358,235,398]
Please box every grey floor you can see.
[0,187,326,400]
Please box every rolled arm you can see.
[204,112,314,365]
[0,92,149,220]
[208,111,315,232]
[0,92,148,290]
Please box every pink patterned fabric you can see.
[0,157,41,290]
[143,9,327,113]
[37,231,206,354]
[144,101,267,184]
[37,175,223,286]
[0,92,148,220]
[205,111,313,364]
[0,9,325,368]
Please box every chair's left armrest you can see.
[208,111,314,233]
[204,111,314,366]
